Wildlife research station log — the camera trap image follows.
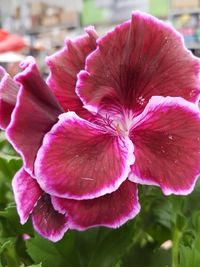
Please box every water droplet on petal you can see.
[168,134,173,140]
[190,89,196,97]
[137,96,145,106]
[160,145,165,153]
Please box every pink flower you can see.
[1,12,200,242]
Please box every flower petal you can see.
[12,168,42,224]
[0,67,18,129]
[46,27,97,118]
[52,180,140,230]
[32,194,69,242]
[6,57,63,174]
[129,96,200,195]
[35,112,134,200]
[77,11,200,114]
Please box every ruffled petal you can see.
[35,112,134,200]
[12,168,68,242]
[129,96,200,195]
[12,168,42,224]
[52,180,140,230]
[46,27,97,118]
[0,67,18,129]
[77,11,200,114]
[32,194,68,242]
[6,57,63,174]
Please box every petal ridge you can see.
[32,194,69,242]
[0,68,19,129]
[76,11,200,114]
[52,180,140,230]
[6,57,63,174]
[12,168,42,224]
[129,96,200,195]
[35,111,135,200]
[46,28,97,118]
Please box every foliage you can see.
[0,131,200,267]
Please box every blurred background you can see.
[0,0,200,75]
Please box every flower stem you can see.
[172,228,181,267]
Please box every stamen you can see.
[116,124,123,135]
[93,107,134,136]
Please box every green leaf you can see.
[0,156,22,207]
[192,211,200,232]
[176,213,186,231]
[28,264,42,267]
[0,240,13,255]
[0,238,21,267]
[180,245,200,267]
[0,157,22,182]
[179,208,200,267]
[0,206,33,237]
[0,152,21,162]
[86,223,137,267]
[0,132,6,144]
[121,242,171,267]
[26,232,80,267]
[74,228,103,266]
[20,263,42,267]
